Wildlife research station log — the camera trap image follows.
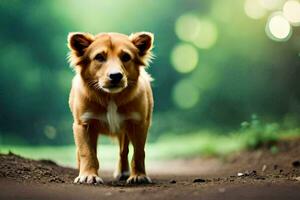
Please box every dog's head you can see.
[67,32,154,94]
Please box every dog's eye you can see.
[95,53,106,62]
[120,53,131,62]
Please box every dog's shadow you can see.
[71,180,156,188]
[105,180,156,187]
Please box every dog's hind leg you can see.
[126,123,152,184]
[114,132,130,181]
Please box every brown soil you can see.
[1,138,300,200]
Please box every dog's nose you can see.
[109,72,123,84]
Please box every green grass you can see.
[1,116,299,169]
[0,135,243,169]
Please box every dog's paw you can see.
[126,174,152,184]
[114,171,130,181]
[74,174,103,185]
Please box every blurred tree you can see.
[0,0,73,144]
[0,0,299,145]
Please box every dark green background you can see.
[0,0,299,145]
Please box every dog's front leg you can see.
[114,133,130,181]
[126,124,152,184]
[73,122,103,184]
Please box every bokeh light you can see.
[283,0,300,26]
[244,0,266,19]
[259,0,284,10]
[172,79,200,109]
[193,19,218,49]
[171,43,198,73]
[266,13,292,41]
[175,13,201,42]
[175,13,218,49]
[44,125,57,140]
[190,65,217,90]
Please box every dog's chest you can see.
[106,101,122,133]
[80,101,140,133]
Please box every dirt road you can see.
[1,138,300,200]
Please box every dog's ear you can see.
[130,32,154,56]
[68,32,94,56]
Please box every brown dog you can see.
[67,32,154,184]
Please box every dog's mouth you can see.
[100,83,127,94]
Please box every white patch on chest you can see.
[80,101,141,134]
[80,112,105,122]
[106,101,123,133]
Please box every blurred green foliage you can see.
[240,114,280,149]
[0,0,300,146]
[2,125,299,167]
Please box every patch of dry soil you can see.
[1,138,300,200]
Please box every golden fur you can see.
[67,32,154,184]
